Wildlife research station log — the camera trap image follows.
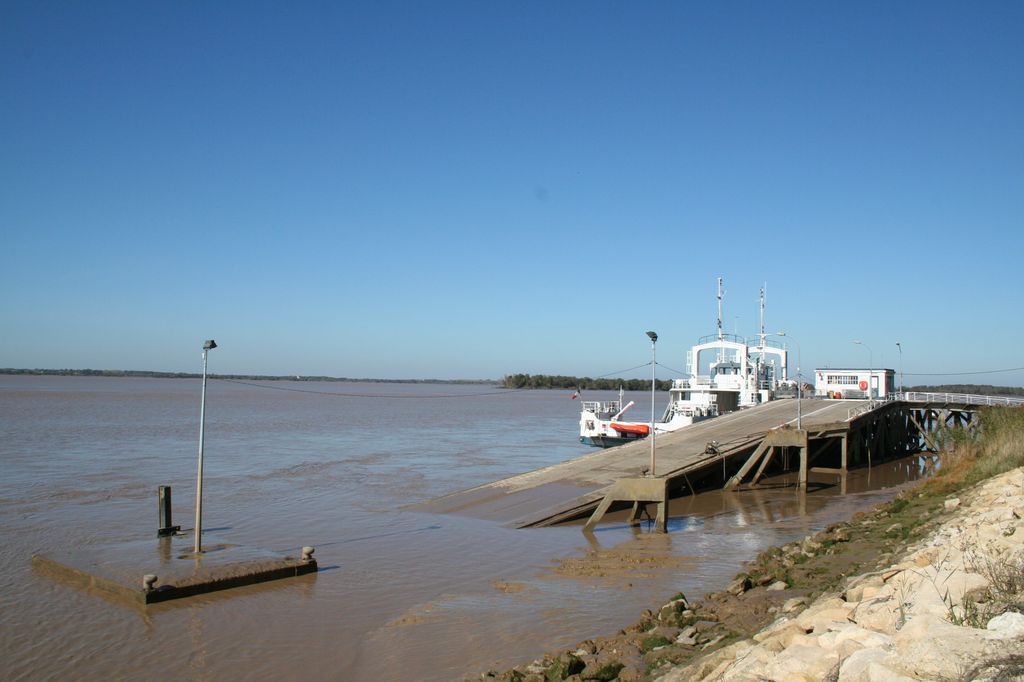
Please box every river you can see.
[0,375,926,680]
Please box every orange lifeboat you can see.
[610,422,650,435]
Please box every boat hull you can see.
[579,434,642,448]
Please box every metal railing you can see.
[845,392,1024,420]
[847,400,883,420]
[696,333,746,346]
[896,392,1024,407]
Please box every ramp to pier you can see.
[416,398,869,528]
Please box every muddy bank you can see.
[469,463,1024,682]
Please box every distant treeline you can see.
[502,373,673,391]
[5,369,1021,396]
[0,368,495,385]
[904,384,1024,397]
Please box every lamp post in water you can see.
[646,331,658,477]
[853,340,873,398]
[194,339,217,554]
[775,332,801,430]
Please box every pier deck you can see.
[418,398,870,528]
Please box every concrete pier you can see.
[418,398,877,529]
[33,532,317,605]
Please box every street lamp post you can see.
[194,339,217,554]
[852,340,873,398]
[646,331,658,477]
[896,342,904,394]
[775,332,801,430]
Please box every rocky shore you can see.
[476,464,1024,682]
[659,466,1024,681]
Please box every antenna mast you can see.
[759,285,766,347]
[759,284,767,376]
[717,277,724,341]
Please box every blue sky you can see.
[2,2,1022,383]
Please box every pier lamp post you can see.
[896,342,904,394]
[852,340,873,399]
[194,339,217,554]
[646,331,658,477]
[774,332,801,430]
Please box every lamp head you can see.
[646,331,658,343]
[203,339,218,351]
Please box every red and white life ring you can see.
[859,380,868,391]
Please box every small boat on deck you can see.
[610,422,650,435]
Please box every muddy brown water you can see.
[0,376,926,680]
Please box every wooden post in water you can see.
[158,485,180,537]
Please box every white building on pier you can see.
[814,368,895,400]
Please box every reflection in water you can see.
[0,376,929,681]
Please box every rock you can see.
[864,663,918,682]
[580,660,624,681]
[754,620,809,648]
[654,641,754,682]
[726,575,752,596]
[816,622,892,652]
[658,600,686,622]
[794,597,852,628]
[783,597,807,613]
[802,538,823,553]
[753,616,794,641]
[853,594,902,634]
[891,614,1008,679]
[945,498,961,511]
[836,638,865,660]
[616,664,642,682]
[767,580,789,591]
[838,648,889,682]
[763,644,839,680]
[544,653,585,680]
[987,611,1024,638]
[884,523,903,535]
[648,626,681,642]
[700,634,725,650]
[845,575,885,602]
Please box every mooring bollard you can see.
[301,547,315,562]
[158,486,180,537]
[143,574,158,591]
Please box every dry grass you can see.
[925,407,1024,495]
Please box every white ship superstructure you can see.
[579,279,791,447]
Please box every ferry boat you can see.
[579,279,792,447]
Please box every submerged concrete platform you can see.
[32,532,317,605]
